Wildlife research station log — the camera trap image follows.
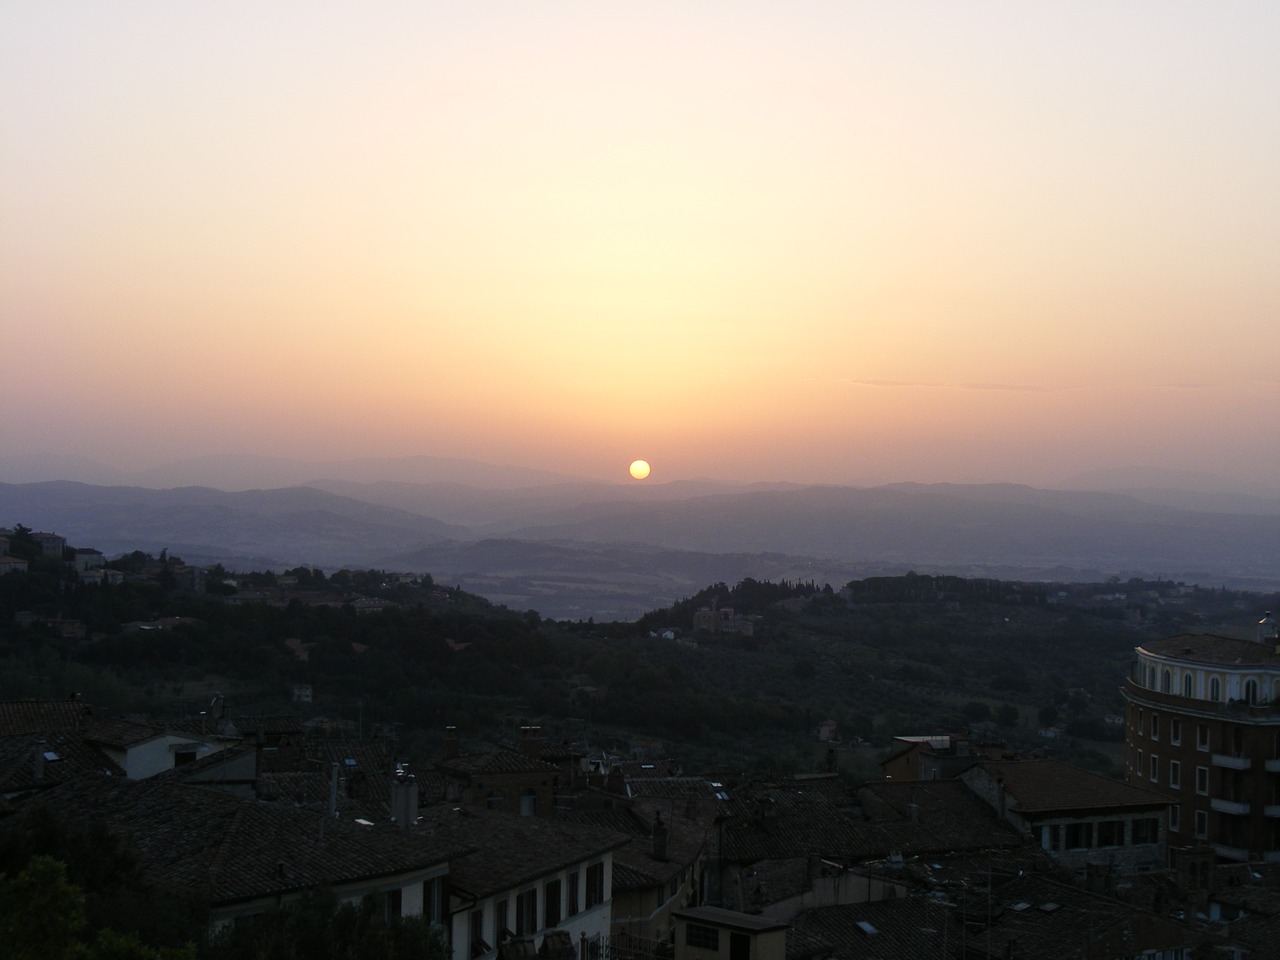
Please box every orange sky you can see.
[3,3,1278,487]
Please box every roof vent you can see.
[1038,902,1061,913]
[855,921,878,937]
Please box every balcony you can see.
[1211,797,1251,816]
[1211,753,1252,770]
[1213,843,1250,862]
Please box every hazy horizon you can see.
[4,3,1278,489]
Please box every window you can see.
[1210,677,1221,702]
[1065,823,1093,849]
[1137,750,1144,777]
[1169,760,1181,789]
[519,789,537,817]
[1133,817,1160,844]
[1197,724,1209,750]
[485,790,504,810]
[1138,709,1145,734]
[516,889,538,936]
[565,871,579,917]
[383,888,403,921]
[1162,670,1172,693]
[1148,666,1156,689]
[1183,674,1193,698]
[1196,766,1209,795]
[469,909,490,959]
[1097,820,1124,846]
[496,900,510,941]
[1194,810,1208,839]
[1150,755,1159,783]
[544,878,562,929]
[1169,805,1181,833]
[1171,718,1181,745]
[1245,679,1258,705]
[585,862,605,909]
[685,924,719,950]
[1151,714,1160,740]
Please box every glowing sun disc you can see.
[628,459,651,480]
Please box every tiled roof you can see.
[723,782,1018,865]
[83,718,165,749]
[788,874,1209,960]
[1141,633,1280,667]
[232,715,304,737]
[17,777,472,907]
[0,698,92,736]
[0,730,123,794]
[438,749,560,778]
[421,805,630,900]
[971,759,1168,814]
[558,797,713,891]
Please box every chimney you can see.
[395,774,418,829]
[520,725,542,760]
[652,812,669,861]
[606,765,626,796]
[34,740,46,781]
[443,725,459,760]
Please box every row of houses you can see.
[8,694,1280,957]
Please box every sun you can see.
[628,459,651,481]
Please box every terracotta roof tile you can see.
[0,698,92,736]
[971,759,1168,814]
[1141,633,1280,667]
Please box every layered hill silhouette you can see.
[3,471,1278,619]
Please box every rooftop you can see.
[972,759,1169,814]
[1140,633,1280,668]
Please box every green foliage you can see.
[205,888,446,960]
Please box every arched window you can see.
[1148,666,1156,689]
[1210,677,1221,702]
[1183,674,1193,698]
[1245,679,1258,705]
[1162,670,1172,693]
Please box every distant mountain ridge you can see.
[2,476,1277,618]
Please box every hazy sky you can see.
[3,2,1278,488]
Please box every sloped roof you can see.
[17,777,471,907]
[722,782,1018,864]
[421,805,629,900]
[788,875,1209,960]
[0,729,124,794]
[82,718,165,749]
[971,759,1168,814]
[0,698,92,736]
[438,749,560,778]
[1140,633,1280,667]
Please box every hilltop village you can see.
[3,525,1280,959]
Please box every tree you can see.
[1038,705,1059,728]
[962,701,991,723]
[995,703,1019,727]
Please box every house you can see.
[672,906,787,960]
[19,775,472,932]
[437,727,561,818]
[560,793,716,949]
[879,734,978,781]
[82,717,233,779]
[31,531,66,556]
[0,556,28,576]
[422,805,629,960]
[787,873,1214,960]
[960,759,1170,873]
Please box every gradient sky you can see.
[3,2,1278,488]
